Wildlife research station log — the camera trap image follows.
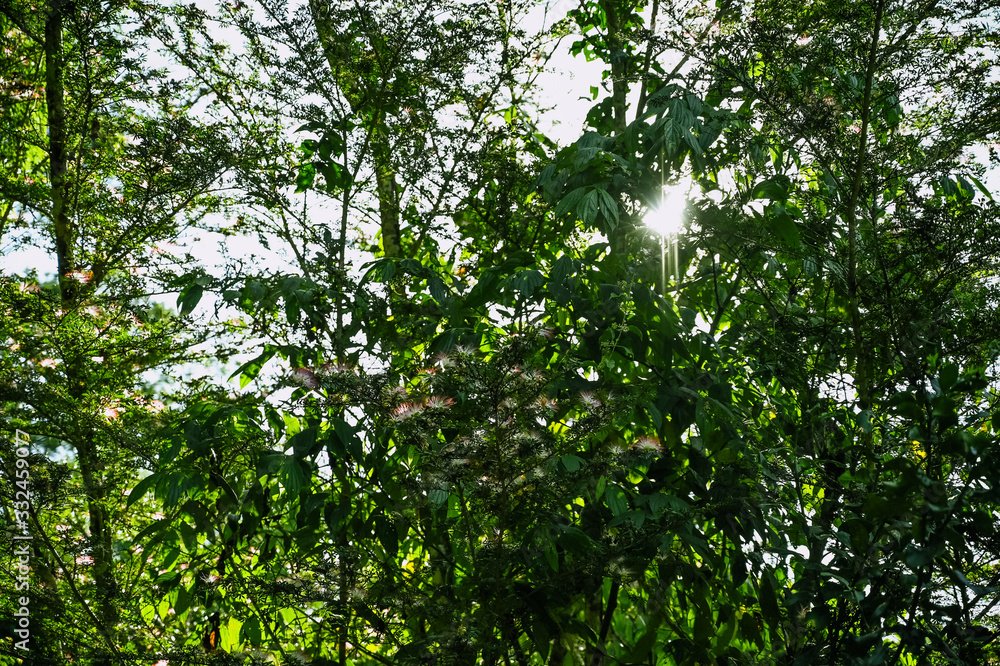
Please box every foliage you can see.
[3,0,1000,664]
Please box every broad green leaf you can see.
[177,283,204,316]
[758,570,782,631]
[578,189,600,224]
[605,484,628,516]
[771,212,800,247]
[128,473,159,507]
[374,514,398,557]
[554,187,587,218]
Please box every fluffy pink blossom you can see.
[535,396,557,410]
[291,367,319,389]
[390,401,423,421]
[633,437,663,453]
[426,395,455,409]
[433,352,454,369]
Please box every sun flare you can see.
[646,182,689,235]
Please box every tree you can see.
[543,0,1000,661]
[0,0,240,662]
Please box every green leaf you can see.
[758,570,782,631]
[554,187,587,218]
[512,269,544,296]
[596,189,619,229]
[228,346,279,388]
[177,283,204,316]
[163,473,190,507]
[295,163,315,192]
[578,189,600,224]
[333,417,362,459]
[128,473,159,507]
[551,255,574,283]
[904,542,945,568]
[242,617,262,646]
[544,544,559,571]
[967,175,994,200]
[374,514,398,557]
[605,484,628,516]
[281,456,307,494]
[557,525,595,553]
[175,584,192,617]
[752,176,790,200]
[627,623,661,660]
[560,454,585,472]
[289,426,319,460]
[771,212,801,247]
[178,520,198,551]
[939,363,959,391]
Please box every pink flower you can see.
[535,396,557,410]
[426,395,455,409]
[291,367,319,389]
[39,358,59,369]
[633,437,663,453]
[579,392,602,408]
[433,352,454,369]
[76,555,94,565]
[390,402,423,421]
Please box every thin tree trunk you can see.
[48,1,117,654]
[45,0,74,302]
[600,0,627,137]
[846,0,884,417]
[372,123,401,257]
[309,0,402,258]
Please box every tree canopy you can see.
[3,0,1000,664]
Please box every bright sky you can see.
[4,0,997,280]
[2,0,601,282]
